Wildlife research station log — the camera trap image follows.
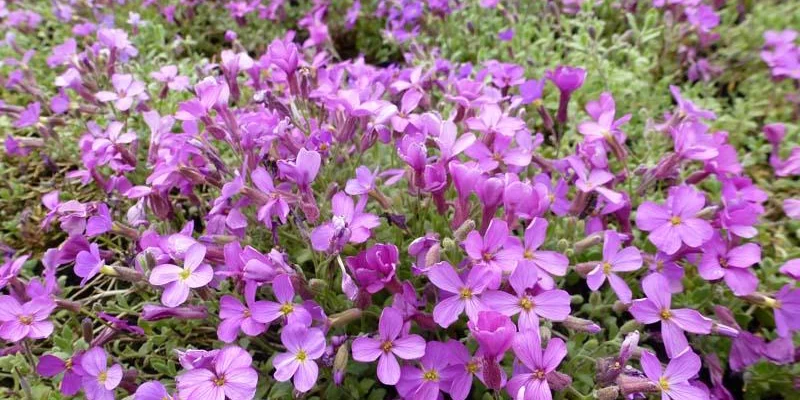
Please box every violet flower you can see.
[482,265,571,331]
[148,243,214,307]
[629,274,712,357]
[586,230,642,304]
[151,65,190,92]
[134,381,173,400]
[698,235,761,296]
[345,243,400,294]
[462,218,516,287]
[507,217,569,289]
[772,284,800,337]
[37,352,85,396]
[546,66,586,124]
[217,292,270,343]
[636,185,713,255]
[0,295,55,341]
[278,148,321,194]
[352,307,425,385]
[468,311,516,389]
[396,340,458,400]
[507,329,568,399]
[640,348,706,400]
[310,192,380,252]
[428,261,491,327]
[273,323,326,392]
[176,345,257,400]
[95,74,146,111]
[81,347,123,400]
[251,274,311,326]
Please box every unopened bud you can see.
[333,342,349,386]
[556,239,569,253]
[712,322,739,338]
[574,232,603,253]
[442,237,457,253]
[424,243,441,267]
[589,291,602,306]
[612,300,630,313]
[100,264,118,277]
[561,316,601,334]
[619,320,642,335]
[575,262,596,276]
[112,266,143,283]
[596,386,620,400]
[696,205,719,220]
[453,220,476,242]
[617,374,660,396]
[308,279,328,293]
[546,371,572,391]
[82,318,94,343]
[539,326,552,343]
[570,294,584,305]
[328,308,362,329]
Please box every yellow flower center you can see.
[18,315,33,325]
[179,269,191,280]
[214,375,226,387]
[660,309,672,320]
[97,371,108,384]
[423,369,439,381]
[602,262,612,274]
[280,302,294,315]
[243,309,251,318]
[612,361,621,370]
[523,250,535,260]
[466,361,480,374]
[533,369,546,380]
[659,376,670,391]
[656,260,664,272]
[519,296,534,311]
[719,257,728,268]
[670,216,682,226]
[459,287,473,299]
[65,359,73,370]
[296,350,308,362]
[381,341,393,353]
[482,252,493,262]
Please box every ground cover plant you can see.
[1,0,800,399]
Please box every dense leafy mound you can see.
[1,1,799,399]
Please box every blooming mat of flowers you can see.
[1,0,800,399]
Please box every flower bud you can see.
[711,321,739,338]
[574,232,603,253]
[560,316,601,333]
[453,219,476,243]
[619,320,642,335]
[333,342,349,386]
[82,318,93,343]
[308,279,328,293]
[328,308,362,329]
[617,374,660,396]
[545,371,572,391]
[141,304,208,321]
[612,300,630,313]
[112,266,143,283]
[442,237,457,254]
[596,386,619,400]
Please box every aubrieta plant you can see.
[1,0,799,400]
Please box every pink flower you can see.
[95,74,146,111]
[273,324,326,392]
[586,230,642,304]
[427,262,491,327]
[773,284,800,337]
[629,274,712,357]
[352,307,425,385]
[148,243,214,307]
[640,348,706,400]
[636,185,713,255]
[310,192,381,252]
[0,295,55,342]
[81,347,122,400]
[250,274,311,326]
[698,235,760,296]
[508,217,569,289]
[176,346,257,400]
[507,329,567,400]
[481,265,571,331]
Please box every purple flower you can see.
[784,199,800,220]
[13,101,40,128]
[586,230,642,304]
[352,307,425,385]
[217,292,269,343]
[176,346,257,400]
[629,274,712,357]
[508,217,569,289]
[468,311,516,389]
[250,274,311,326]
[779,258,800,280]
[74,244,105,287]
[397,341,457,400]
[640,348,706,400]
[0,296,55,342]
[134,381,173,400]
[81,347,123,400]
[273,323,326,392]
[698,235,760,296]
[345,243,400,294]
[95,74,146,111]
[465,104,526,138]
[148,243,214,307]
[482,265,571,331]
[636,185,713,255]
[428,262,491,327]
[250,167,290,227]
[37,352,85,396]
[277,148,321,193]
[151,65,190,92]
[772,284,800,337]
[507,329,567,400]
[546,66,586,123]
[310,192,381,252]
[462,218,516,286]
